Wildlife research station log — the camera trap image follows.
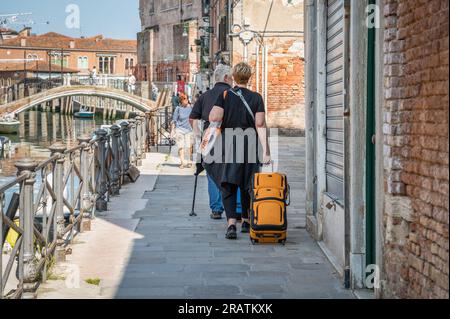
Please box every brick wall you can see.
[382,0,449,298]
[263,39,305,130]
[232,38,305,131]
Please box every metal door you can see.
[325,0,345,201]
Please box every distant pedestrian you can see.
[90,66,98,85]
[64,73,72,86]
[171,92,180,112]
[177,75,185,95]
[152,82,159,101]
[128,73,136,94]
[172,94,193,169]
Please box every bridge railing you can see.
[0,115,148,299]
[0,76,135,108]
[0,80,61,106]
[75,76,128,92]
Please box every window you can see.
[173,24,189,61]
[161,0,178,11]
[219,16,228,51]
[27,54,38,61]
[99,57,104,73]
[149,0,155,14]
[99,56,115,74]
[125,58,134,70]
[51,55,69,67]
[77,56,88,69]
[142,65,148,81]
[110,57,114,74]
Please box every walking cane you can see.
[189,173,199,217]
[190,157,204,216]
[189,133,204,217]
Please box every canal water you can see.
[0,110,116,180]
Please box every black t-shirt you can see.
[190,82,231,130]
[214,87,265,129]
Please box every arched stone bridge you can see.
[0,85,157,115]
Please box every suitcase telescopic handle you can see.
[286,184,291,206]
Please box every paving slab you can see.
[37,137,354,299]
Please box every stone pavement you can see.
[39,136,354,299]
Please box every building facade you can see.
[208,0,305,130]
[138,0,202,93]
[304,0,448,298]
[0,61,78,88]
[0,29,137,84]
[137,0,305,130]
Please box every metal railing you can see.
[0,114,149,299]
[154,106,174,149]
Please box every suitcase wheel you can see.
[251,239,258,245]
[279,239,286,245]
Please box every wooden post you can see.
[62,98,66,114]
[106,99,111,120]
[102,98,107,121]
[125,104,131,119]
[92,96,97,115]
[68,96,73,115]
[112,100,117,120]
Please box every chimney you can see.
[20,38,27,47]
[69,40,75,49]
[19,27,32,37]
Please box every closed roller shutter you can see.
[326,0,345,201]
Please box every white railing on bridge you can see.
[0,76,139,107]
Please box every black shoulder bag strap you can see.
[229,89,256,124]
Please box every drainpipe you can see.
[343,0,351,289]
[256,44,260,93]
[304,0,317,220]
[263,44,268,123]
[228,0,233,59]
[243,44,248,62]
[261,44,264,95]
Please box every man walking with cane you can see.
[189,64,233,220]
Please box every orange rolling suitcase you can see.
[250,172,290,245]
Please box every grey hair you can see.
[214,64,232,84]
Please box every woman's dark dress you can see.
[204,87,265,219]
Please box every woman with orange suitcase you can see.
[205,62,271,240]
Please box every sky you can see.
[0,0,141,39]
